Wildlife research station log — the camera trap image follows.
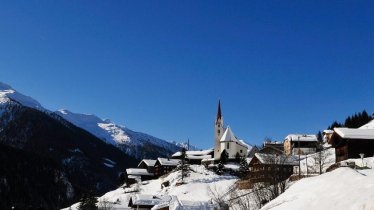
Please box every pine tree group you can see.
[328,110,373,129]
[78,192,98,210]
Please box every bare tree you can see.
[315,148,333,174]
[249,153,296,207]
[208,185,231,210]
[98,198,113,210]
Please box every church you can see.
[214,100,251,160]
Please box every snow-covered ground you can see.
[261,166,374,210]
[299,148,336,175]
[62,165,238,209]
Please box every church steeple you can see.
[216,100,222,123]
[214,100,224,160]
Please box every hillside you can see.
[56,109,182,160]
[1,81,183,161]
[262,161,374,210]
[0,103,139,209]
[63,165,239,209]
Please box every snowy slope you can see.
[0,82,43,110]
[0,81,182,159]
[262,160,374,210]
[62,165,238,210]
[56,109,181,158]
[359,119,374,129]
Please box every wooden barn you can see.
[137,159,157,173]
[248,153,298,186]
[260,141,284,154]
[329,128,374,162]
[154,158,180,177]
[128,194,177,210]
[171,149,213,165]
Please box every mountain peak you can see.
[0,81,43,110]
[0,82,13,90]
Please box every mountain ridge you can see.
[0,81,187,160]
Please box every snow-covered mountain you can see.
[0,82,44,110]
[55,109,182,159]
[0,81,183,160]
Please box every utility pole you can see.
[298,136,301,178]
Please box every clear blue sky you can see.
[1,1,374,149]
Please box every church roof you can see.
[216,100,222,122]
[220,127,238,142]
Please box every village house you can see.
[138,159,157,173]
[171,149,213,164]
[323,130,334,143]
[284,134,319,155]
[128,194,177,210]
[154,158,180,177]
[260,140,284,154]
[329,127,374,162]
[248,153,298,186]
[125,168,155,186]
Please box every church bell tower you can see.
[214,100,224,160]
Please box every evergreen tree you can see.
[78,192,98,210]
[179,148,190,182]
[235,152,241,163]
[216,161,225,175]
[328,110,373,129]
[238,156,249,179]
[316,131,323,142]
[220,149,229,164]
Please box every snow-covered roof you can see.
[359,119,374,129]
[138,159,157,167]
[186,155,212,160]
[169,199,218,210]
[157,158,180,166]
[285,134,318,142]
[238,139,252,150]
[126,168,154,176]
[220,126,238,142]
[171,149,213,157]
[130,194,177,207]
[323,130,334,134]
[334,127,374,139]
[253,153,299,166]
[219,127,250,149]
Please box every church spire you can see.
[216,99,222,123]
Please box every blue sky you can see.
[1,1,374,149]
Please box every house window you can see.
[227,143,230,149]
[218,130,220,134]
[218,124,220,128]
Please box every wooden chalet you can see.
[330,127,374,162]
[154,158,180,177]
[284,134,318,155]
[125,168,154,186]
[248,153,298,186]
[171,149,213,164]
[138,159,157,173]
[260,141,284,154]
[128,194,177,210]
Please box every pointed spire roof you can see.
[220,126,238,142]
[216,99,222,122]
